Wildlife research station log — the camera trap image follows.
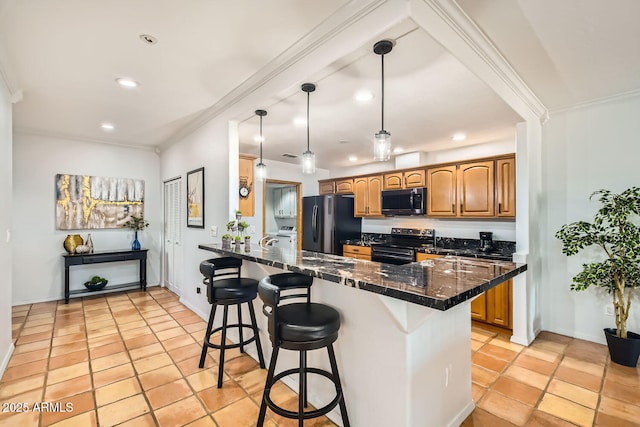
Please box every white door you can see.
[163,178,183,293]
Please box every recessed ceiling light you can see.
[348,156,358,162]
[393,147,404,154]
[116,78,139,89]
[354,90,374,103]
[293,117,306,126]
[101,123,114,131]
[452,133,466,142]
[139,34,158,45]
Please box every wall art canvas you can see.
[55,174,145,230]
[187,167,204,228]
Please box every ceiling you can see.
[1,0,639,169]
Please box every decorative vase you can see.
[236,212,242,221]
[63,234,83,254]
[132,230,141,251]
[86,233,94,253]
[604,328,640,367]
[245,236,251,247]
[75,245,90,254]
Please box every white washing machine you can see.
[274,226,297,248]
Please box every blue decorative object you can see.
[132,230,141,250]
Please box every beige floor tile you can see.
[156,326,186,341]
[49,341,86,357]
[526,410,577,426]
[235,368,267,396]
[595,411,640,427]
[605,363,640,388]
[185,416,218,427]
[602,378,640,405]
[87,333,121,348]
[176,354,217,377]
[95,377,142,406]
[224,354,259,378]
[472,364,500,388]
[90,341,126,359]
[116,413,158,427]
[471,339,485,351]
[91,351,130,372]
[183,321,207,334]
[138,364,183,390]
[514,353,558,376]
[0,374,46,399]
[16,332,52,345]
[473,351,509,373]
[198,381,246,412]
[212,396,261,427]
[51,333,86,347]
[47,361,90,385]
[118,319,148,331]
[478,390,533,426]
[597,395,640,424]
[0,411,40,427]
[45,374,92,401]
[461,407,518,427]
[48,409,96,427]
[162,333,197,351]
[186,367,227,391]
[154,395,208,427]
[150,319,180,332]
[133,352,174,374]
[13,339,51,354]
[530,339,568,354]
[92,363,135,389]
[547,378,599,409]
[2,358,49,381]
[489,336,525,352]
[505,365,550,390]
[537,393,595,427]
[145,378,193,409]
[564,339,608,365]
[49,349,89,370]
[492,376,543,406]
[129,342,165,360]
[167,342,202,363]
[21,324,54,336]
[560,356,605,377]
[97,394,150,427]
[553,365,602,392]
[478,343,519,362]
[41,390,94,426]
[125,333,159,350]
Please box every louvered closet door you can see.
[164,178,183,292]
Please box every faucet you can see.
[259,236,279,248]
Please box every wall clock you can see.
[239,177,251,199]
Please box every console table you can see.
[63,249,148,303]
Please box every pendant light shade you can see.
[373,40,393,162]
[301,83,316,174]
[255,109,267,182]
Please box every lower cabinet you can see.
[471,279,512,329]
[343,244,371,261]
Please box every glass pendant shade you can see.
[374,130,391,161]
[302,150,316,174]
[255,161,267,182]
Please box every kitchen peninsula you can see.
[198,243,526,426]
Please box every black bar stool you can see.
[257,272,350,427]
[198,257,265,388]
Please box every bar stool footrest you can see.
[264,367,342,420]
[203,324,259,350]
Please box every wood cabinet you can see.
[273,186,296,218]
[335,178,354,194]
[470,266,512,329]
[239,154,256,216]
[319,181,335,195]
[458,160,495,217]
[416,253,443,261]
[427,165,457,216]
[383,169,426,190]
[343,244,372,261]
[354,176,382,217]
[496,157,516,217]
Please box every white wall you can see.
[541,93,640,343]
[12,133,162,304]
[0,76,14,378]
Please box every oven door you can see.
[371,246,415,265]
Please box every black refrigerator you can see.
[302,195,362,256]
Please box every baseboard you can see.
[0,342,15,381]
[178,296,209,322]
[447,400,475,427]
[12,283,162,306]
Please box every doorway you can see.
[262,179,302,250]
[163,177,183,293]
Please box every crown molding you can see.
[549,88,640,115]
[14,127,159,152]
[162,0,398,148]
[410,0,547,123]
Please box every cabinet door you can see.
[487,277,512,328]
[416,253,443,262]
[283,187,295,217]
[367,176,383,216]
[319,181,334,195]
[239,155,256,216]
[496,157,516,217]
[458,161,495,217]
[471,294,487,321]
[353,177,368,217]
[383,173,403,190]
[288,187,297,217]
[273,188,282,217]
[404,169,426,188]
[335,179,354,194]
[427,166,457,216]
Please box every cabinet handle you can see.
[460,203,463,213]
[498,203,502,214]
[451,204,454,213]
[404,176,407,187]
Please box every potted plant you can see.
[221,234,232,247]
[226,220,237,233]
[235,210,242,221]
[84,275,108,291]
[238,221,250,236]
[123,215,149,250]
[555,187,640,366]
[234,235,242,245]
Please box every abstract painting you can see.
[187,167,204,228]
[55,174,145,230]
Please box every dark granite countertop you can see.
[198,243,527,311]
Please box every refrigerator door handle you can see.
[312,204,319,242]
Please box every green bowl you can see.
[84,280,108,291]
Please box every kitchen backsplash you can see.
[361,232,516,253]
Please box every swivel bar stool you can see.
[199,257,265,388]
[257,272,350,427]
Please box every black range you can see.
[370,228,436,265]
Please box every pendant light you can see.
[373,39,393,161]
[301,83,316,174]
[255,109,267,182]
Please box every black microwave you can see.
[381,187,426,216]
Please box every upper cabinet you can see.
[496,157,516,217]
[383,169,426,190]
[354,175,382,217]
[427,155,515,219]
[335,178,354,194]
[239,154,256,216]
[319,181,335,195]
[273,186,297,218]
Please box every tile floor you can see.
[0,287,638,426]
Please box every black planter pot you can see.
[604,328,640,367]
